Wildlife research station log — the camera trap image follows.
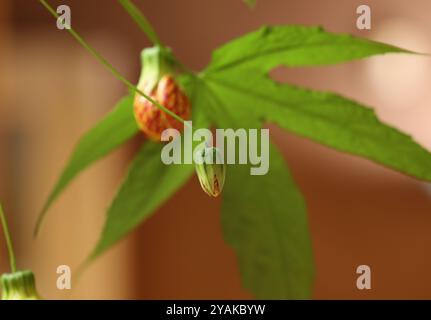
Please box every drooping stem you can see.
[39,0,188,125]
[117,0,163,47]
[0,203,17,273]
[117,0,195,74]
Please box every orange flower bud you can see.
[134,74,191,141]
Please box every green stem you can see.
[117,0,162,47]
[0,203,17,273]
[118,0,195,74]
[39,0,187,125]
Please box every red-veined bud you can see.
[1,270,41,300]
[194,147,226,197]
[134,74,190,141]
[133,46,191,141]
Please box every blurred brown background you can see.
[1,0,431,299]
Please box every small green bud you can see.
[1,270,41,300]
[194,146,226,197]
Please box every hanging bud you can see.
[194,146,226,197]
[134,47,191,141]
[1,270,41,300]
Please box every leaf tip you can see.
[32,214,43,238]
[258,25,271,36]
[33,201,52,238]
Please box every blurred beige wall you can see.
[1,0,431,299]
[0,0,11,281]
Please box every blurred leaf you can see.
[206,25,409,74]
[179,74,216,133]
[205,69,431,181]
[197,76,261,129]
[243,0,256,8]
[222,142,314,299]
[206,70,314,298]
[35,96,138,235]
[117,0,162,46]
[89,141,194,260]
[88,76,211,261]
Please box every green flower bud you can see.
[1,270,41,300]
[194,146,226,197]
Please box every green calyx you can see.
[137,46,177,93]
[1,270,41,300]
[195,146,226,197]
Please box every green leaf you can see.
[35,96,138,235]
[206,25,409,74]
[89,141,195,260]
[205,69,431,181]
[87,76,211,261]
[222,142,314,299]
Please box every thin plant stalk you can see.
[0,203,17,273]
[39,0,187,125]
